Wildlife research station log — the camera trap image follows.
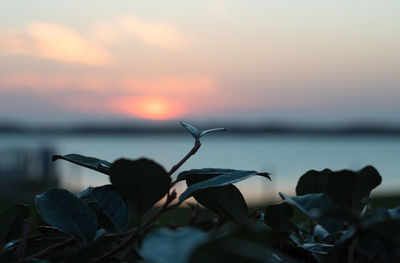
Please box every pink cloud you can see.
[94,15,188,50]
[0,23,110,65]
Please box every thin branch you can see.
[169,139,201,181]
[16,218,30,262]
[92,191,177,263]
[23,237,75,262]
[347,237,357,263]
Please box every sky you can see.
[0,0,399,125]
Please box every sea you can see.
[1,133,400,204]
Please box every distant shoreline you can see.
[1,124,400,136]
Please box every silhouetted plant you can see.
[0,122,399,262]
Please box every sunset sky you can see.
[0,1,399,125]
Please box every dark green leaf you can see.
[388,206,400,219]
[110,158,171,216]
[78,185,129,232]
[264,202,295,231]
[26,259,52,263]
[357,220,400,263]
[177,168,262,183]
[53,154,111,175]
[183,173,249,224]
[299,243,334,255]
[0,204,29,248]
[180,122,226,139]
[35,188,97,246]
[361,206,400,228]
[313,224,332,242]
[296,166,381,212]
[140,227,207,263]
[279,193,342,233]
[179,170,270,203]
[194,186,249,224]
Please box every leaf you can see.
[200,128,226,137]
[180,122,201,138]
[180,122,226,139]
[279,192,342,233]
[179,169,270,203]
[78,185,129,232]
[0,204,29,249]
[361,206,400,227]
[180,172,249,224]
[264,202,296,231]
[193,186,249,224]
[388,206,400,219]
[26,259,52,263]
[299,243,334,255]
[177,168,260,183]
[296,166,382,212]
[357,220,400,263]
[313,224,332,242]
[53,154,111,175]
[110,158,171,216]
[35,188,98,247]
[140,227,207,263]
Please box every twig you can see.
[347,238,357,263]
[23,237,75,262]
[16,218,31,262]
[91,191,177,263]
[169,139,201,180]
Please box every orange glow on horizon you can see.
[111,97,183,120]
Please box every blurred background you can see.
[0,1,399,204]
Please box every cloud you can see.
[0,72,110,92]
[93,15,187,49]
[0,22,110,65]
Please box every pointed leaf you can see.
[195,186,249,224]
[179,170,270,203]
[299,243,334,255]
[36,189,97,246]
[388,206,400,219]
[0,204,30,248]
[182,173,249,224]
[296,166,381,212]
[264,202,295,231]
[199,128,226,137]
[180,122,226,139]
[110,158,171,216]
[53,154,111,175]
[279,192,342,233]
[177,168,250,183]
[140,227,207,263]
[180,122,201,138]
[78,185,129,232]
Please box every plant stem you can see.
[92,191,177,263]
[169,139,201,179]
[347,238,356,263]
[16,218,30,262]
[22,237,75,262]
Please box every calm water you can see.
[1,134,400,203]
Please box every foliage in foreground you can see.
[0,122,399,263]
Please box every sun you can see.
[111,97,183,120]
